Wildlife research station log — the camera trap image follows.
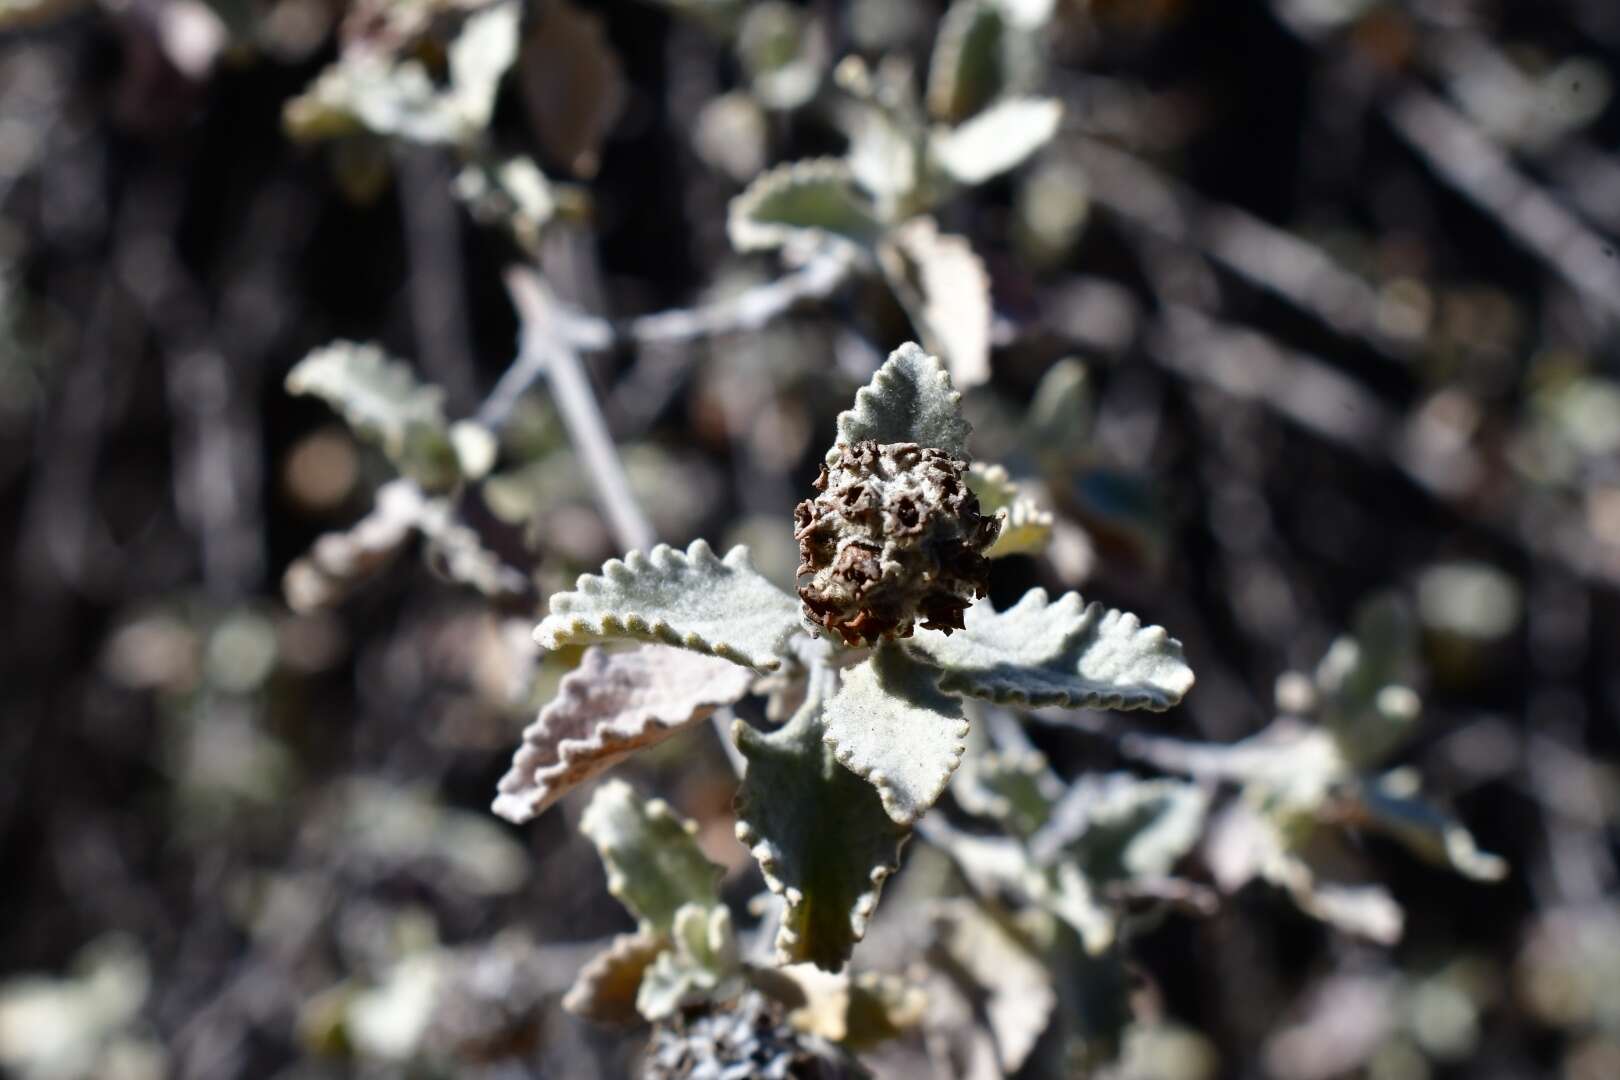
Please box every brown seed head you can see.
[793,441,998,647]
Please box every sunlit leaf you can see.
[535,540,803,672]
[636,904,745,1021]
[833,341,972,459]
[728,159,884,253]
[931,97,1062,185]
[907,589,1195,711]
[967,462,1054,558]
[822,643,970,825]
[929,900,1056,1075]
[578,780,723,934]
[878,217,993,389]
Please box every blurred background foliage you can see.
[0,0,1618,1076]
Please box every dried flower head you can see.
[794,440,998,647]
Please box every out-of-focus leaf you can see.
[1027,357,1094,462]
[636,904,744,1021]
[346,953,444,1062]
[931,97,1062,185]
[823,643,970,825]
[927,0,1007,123]
[285,342,457,489]
[737,1,826,110]
[534,540,803,673]
[0,936,151,1080]
[929,900,1055,1075]
[453,156,555,254]
[1038,774,1209,884]
[734,696,912,971]
[967,462,1054,558]
[518,0,625,177]
[878,217,993,389]
[907,589,1195,711]
[833,341,972,459]
[446,0,522,131]
[1314,595,1421,767]
[283,480,421,613]
[1353,774,1508,882]
[578,779,723,934]
[693,91,769,183]
[492,644,754,824]
[728,159,884,253]
[953,747,1061,840]
[562,931,664,1025]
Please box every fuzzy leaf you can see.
[285,342,456,489]
[823,644,970,826]
[578,780,722,934]
[908,589,1195,711]
[636,904,744,1021]
[492,645,755,824]
[728,159,884,253]
[734,698,911,971]
[833,342,972,459]
[534,540,802,672]
[519,0,625,177]
[931,97,1062,185]
[561,931,665,1024]
[878,217,993,389]
[967,463,1054,558]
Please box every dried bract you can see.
[794,440,998,646]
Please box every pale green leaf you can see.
[878,217,993,389]
[1357,774,1508,882]
[578,779,723,934]
[737,0,827,110]
[446,0,522,133]
[929,900,1056,1075]
[493,645,755,824]
[822,643,970,825]
[1315,594,1420,766]
[636,904,744,1021]
[967,462,1054,558]
[534,540,803,672]
[1038,774,1209,883]
[561,931,665,1025]
[734,698,911,971]
[953,747,1061,840]
[832,341,972,459]
[907,589,1195,711]
[931,97,1062,185]
[284,341,455,488]
[926,0,1007,123]
[727,158,884,253]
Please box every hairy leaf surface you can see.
[833,342,972,458]
[907,589,1195,711]
[728,159,883,253]
[535,540,802,672]
[734,699,911,971]
[492,645,754,824]
[578,780,722,934]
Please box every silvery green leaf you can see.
[734,698,911,971]
[1037,774,1209,883]
[534,540,803,673]
[1315,594,1420,767]
[931,97,1062,185]
[878,217,993,389]
[636,905,745,1021]
[578,780,723,934]
[727,159,884,253]
[1356,773,1508,882]
[823,644,970,826]
[907,589,1195,711]
[953,747,1061,840]
[967,462,1054,558]
[283,481,421,613]
[1027,356,1093,462]
[737,0,827,110]
[493,645,755,824]
[929,900,1056,1076]
[285,342,456,489]
[562,931,665,1024]
[1122,720,1345,811]
[926,0,1008,123]
[832,341,972,459]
